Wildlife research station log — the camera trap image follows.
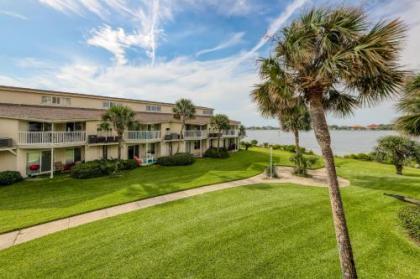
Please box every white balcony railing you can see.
[125,131,161,142]
[223,130,239,137]
[183,130,208,139]
[18,131,86,145]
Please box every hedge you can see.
[156,153,195,166]
[204,148,229,159]
[398,206,420,242]
[71,159,138,179]
[0,171,23,186]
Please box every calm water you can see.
[244,130,397,155]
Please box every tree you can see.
[102,105,136,160]
[239,125,246,137]
[265,8,405,278]
[395,74,420,136]
[210,114,230,150]
[240,141,252,150]
[173,98,196,138]
[375,136,419,175]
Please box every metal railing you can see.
[222,130,239,137]
[18,131,86,145]
[126,131,161,142]
[183,130,208,139]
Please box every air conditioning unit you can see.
[0,138,13,148]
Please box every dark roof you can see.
[0,103,240,125]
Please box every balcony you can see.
[87,134,120,145]
[222,130,239,137]
[18,131,86,146]
[125,131,161,143]
[183,130,208,140]
[164,133,181,141]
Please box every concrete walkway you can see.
[0,167,349,251]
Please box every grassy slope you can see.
[0,148,316,233]
[0,156,419,278]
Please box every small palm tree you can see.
[173,98,196,139]
[262,8,405,278]
[395,74,420,136]
[102,105,136,159]
[210,114,230,150]
[375,136,419,175]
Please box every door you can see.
[128,145,139,159]
[41,151,51,172]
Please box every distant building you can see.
[367,124,380,130]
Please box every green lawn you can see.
[0,148,315,233]
[0,156,418,278]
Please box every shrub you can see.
[289,153,318,176]
[71,159,138,179]
[204,148,230,159]
[0,171,23,186]
[119,159,138,170]
[343,152,375,161]
[250,140,258,146]
[398,206,420,242]
[157,153,195,166]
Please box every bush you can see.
[157,153,195,166]
[0,171,23,186]
[398,206,420,242]
[119,159,138,170]
[71,159,138,179]
[343,152,375,161]
[289,153,318,176]
[250,140,258,146]
[240,141,252,150]
[204,148,230,159]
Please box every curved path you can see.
[0,167,349,251]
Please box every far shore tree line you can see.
[246,123,394,131]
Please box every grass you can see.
[0,156,419,278]
[0,148,319,233]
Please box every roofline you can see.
[0,103,241,125]
[0,85,214,110]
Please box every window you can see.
[41,96,71,106]
[202,109,213,115]
[194,140,201,150]
[103,100,120,109]
[146,105,161,112]
[65,149,74,164]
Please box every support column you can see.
[50,123,54,179]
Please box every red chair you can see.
[133,156,142,166]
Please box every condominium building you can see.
[0,86,241,177]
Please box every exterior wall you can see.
[0,151,17,172]
[0,118,19,144]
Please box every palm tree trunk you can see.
[308,92,357,279]
[117,133,122,160]
[395,164,403,175]
[293,129,300,154]
[177,119,184,154]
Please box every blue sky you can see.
[0,0,419,126]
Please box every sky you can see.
[0,0,419,127]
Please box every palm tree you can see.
[395,74,420,136]
[251,79,310,155]
[173,98,196,139]
[210,114,230,150]
[102,105,136,159]
[375,135,419,175]
[173,98,196,153]
[264,8,405,278]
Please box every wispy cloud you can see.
[0,10,28,20]
[196,32,245,57]
[236,0,308,64]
